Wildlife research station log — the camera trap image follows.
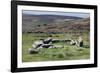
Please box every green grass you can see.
[22,33,90,62]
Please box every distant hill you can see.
[22,14,90,33]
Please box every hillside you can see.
[22,14,90,33]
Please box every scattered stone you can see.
[28,48,39,54]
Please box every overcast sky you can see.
[22,10,90,18]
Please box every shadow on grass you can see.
[83,45,90,48]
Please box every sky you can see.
[22,10,90,18]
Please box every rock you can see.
[70,40,76,45]
[28,48,39,54]
[78,36,83,47]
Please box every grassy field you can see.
[22,33,90,62]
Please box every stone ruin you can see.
[28,36,83,54]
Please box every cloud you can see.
[22,10,90,18]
